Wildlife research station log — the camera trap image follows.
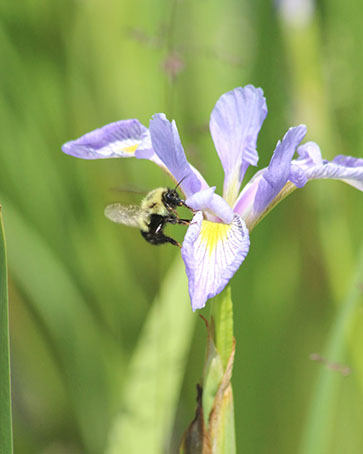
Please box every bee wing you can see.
[104,203,142,228]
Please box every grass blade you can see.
[2,196,121,453]
[0,207,13,453]
[299,244,363,454]
[106,257,195,454]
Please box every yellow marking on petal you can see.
[122,143,139,154]
[224,167,241,206]
[199,220,231,256]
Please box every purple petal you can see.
[134,148,154,159]
[208,193,234,224]
[181,212,250,311]
[289,164,308,188]
[236,140,363,231]
[149,114,208,197]
[185,187,215,210]
[307,162,363,191]
[62,119,152,159]
[296,141,323,167]
[293,143,363,191]
[186,187,234,224]
[332,154,363,168]
[253,125,307,215]
[209,85,267,203]
[233,170,263,221]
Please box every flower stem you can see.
[180,286,236,453]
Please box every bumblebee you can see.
[105,187,191,247]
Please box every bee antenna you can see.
[175,176,187,190]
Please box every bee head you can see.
[163,188,185,210]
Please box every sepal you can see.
[181,212,250,311]
[62,119,151,159]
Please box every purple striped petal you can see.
[209,85,267,204]
[149,114,208,197]
[62,119,152,159]
[289,164,308,188]
[332,155,363,168]
[185,187,234,224]
[306,162,363,191]
[253,125,307,215]
[294,144,363,191]
[181,212,250,311]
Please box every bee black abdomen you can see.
[140,230,160,244]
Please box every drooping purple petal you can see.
[186,187,234,224]
[134,148,154,159]
[62,119,152,159]
[307,161,363,191]
[181,212,250,311]
[209,85,267,203]
[149,114,208,197]
[289,164,308,188]
[253,125,307,216]
[293,146,363,191]
[292,143,363,191]
[332,155,363,168]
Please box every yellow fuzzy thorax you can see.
[199,220,230,256]
[141,187,169,216]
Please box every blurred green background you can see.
[1,0,362,453]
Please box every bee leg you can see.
[177,218,191,225]
[154,230,181,247]
[141,230,181,247]
[164,235,182,248]
[182,201,197,214]
[164,215,178,225]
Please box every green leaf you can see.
[105,257,195,454]
[2,196,119,453]
[299,245,363,454]
[0,207,13,454]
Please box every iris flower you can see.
[62,85,363,311]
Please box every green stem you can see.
[180,286,236,453]
[208,287,236,453]
[210,286,234,371]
